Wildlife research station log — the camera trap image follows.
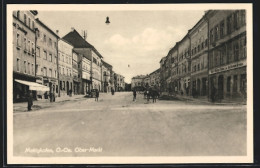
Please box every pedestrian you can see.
[147,88,151,103]
[152,90,156,103]
[133,89,137,101]
[27,91,33,111]
[144,90,147,99]
[211,85,216,102]
[95,90,99,101]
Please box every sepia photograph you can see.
[6,4,253,164]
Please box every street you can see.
[13,92,247,157]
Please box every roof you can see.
[63,29,103,58]
[72,49,91,61]
[102,60,113,69]
[35,18,59,39]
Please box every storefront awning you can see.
[15,79,50,91]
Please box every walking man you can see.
[27,91,33,111]
[133,89,137,101]
[95,90,99,102]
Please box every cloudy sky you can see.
[37,9,205,83]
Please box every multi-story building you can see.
[149,68,160,88]
[169,44,179,92]
[189,15,209,97]
[114,73,125,91]
[13,10,40,102]
[207,10,246,100]
[73,49,91,94]
[63,28,103,92]
[35,18,59,98]
[176,34,191,96]
[131,75,146,89]
[72,50,80,94]
[101,60,113,92]
[143,75,151,88]
[58,39,73,97]
[159,56,167,92]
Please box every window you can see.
[43,51,47,60]
[23,38,27,51]
[234,11,239,30]
[28,40,31,53]
[32,64,34,75]
[220,20,225,38]
[220,46,226,65]
[54,70,57,78]
[214,25,219,41]
[49,53,52,62]
[62,54,64,62]
[63,68,65,75]
[66,56,69,63]
[49,38,52,46]
[197,64,200,71]
[36,64,38,74]
[210,29,214,43]
[54,42,57,49]
[17,58,20,71]
[32,21,35,30]
[31,42,34,55]
[17,11,20,19]
[24,61,27,73]
[233,75,238,92]
[241,10,246,25]
[28,62,30,74]
[43,67,47,76]
[227,42,232,64]
[43,34,46,42]
[16,33,20,47]
[227,15,232,34]
[67,69,68,76]
[59,67,61,74]
[58,53,61,60]
[54,56,57,64]
[205,39,208,46]
[49,69,52,77]
[28,18,31,28]
[24,14,27,25]
[233,41,239,61]
[65,56,67,63]
[36,46,40,57]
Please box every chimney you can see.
[71,27,75,32]
[56,30,59,35]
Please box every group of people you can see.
[133,88,160,103]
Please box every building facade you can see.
[35,18,59,99]
[101,60,113,93]
[13,10,38,102]
[207,10,247,101]
[58,39,73,97]
[72,50,80,95]
[189,16,209,97]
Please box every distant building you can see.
[58,39,73,97]
[131,75,146,89]
[63,28,103,92]
[114,73,125,91]
[102,60,113,92]
[72,50,80,94]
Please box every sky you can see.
[37,10,205,83]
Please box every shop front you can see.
[209,59,246,101]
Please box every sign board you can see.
[209,59,246,75]
[82,72,90,80]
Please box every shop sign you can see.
[82,72,90,80]
[209,59,246,75]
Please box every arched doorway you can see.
[218,75,224,99]
[66,81,69,95]
[197,79,201,96]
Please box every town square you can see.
[9,5,250,160]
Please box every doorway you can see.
[218,75,224,99]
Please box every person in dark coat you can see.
[95,90,99,101]
[211,85,216,102]
[133,89,137,101]
[151,90,156,103]
[27,91,33,111]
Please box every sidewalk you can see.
[13,94,86,113]
[175,94,246,105]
